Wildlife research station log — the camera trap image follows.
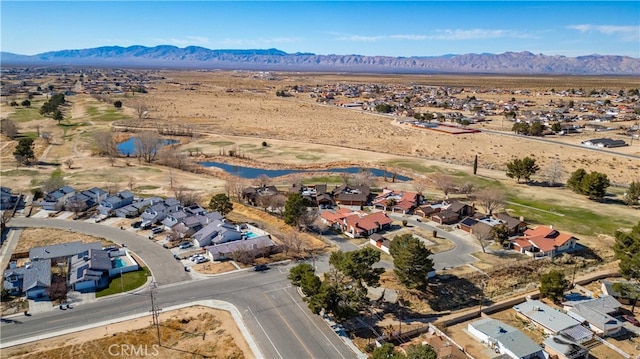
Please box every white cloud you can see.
[567,24,640,41]
[331,29,534,42]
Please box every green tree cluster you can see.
[371,343,437,359]
[539,269,568,303]
[614,222,640,281]
[208,193,233,216]
[389,234,434,290]
[289,247,383,322]
[13,138,35,164]
[624,181,640,206]
[566,168,610,200]
[40,93,66,123]
[505,156,540,183]
[375,103,395,113]
[283,193,307,227]
[512,121,545,136]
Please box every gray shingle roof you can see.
[30,241,102,260]
[22,259,52,291]
[469,318,544,359]
[513,300,581,334]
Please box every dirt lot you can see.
[2,305,253,359]
[14,228,112,254]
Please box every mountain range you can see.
[2,45,640,75]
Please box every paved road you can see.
[388,213,482,270]
[1,266,357,359]
[9,218,190,286]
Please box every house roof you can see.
[494,213,524,229]
[518,225,576,252]
[205,236,274,256]
[30,241,102,260]
[576,295,621,315]
[22,259,52,291]
[513,300,582,334]
[469,318,544,359]
[568,303,622,331]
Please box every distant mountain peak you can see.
[2,45,639,75]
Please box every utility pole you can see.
[150,282,162,346]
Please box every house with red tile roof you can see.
[321,209,393,238]
[372,189,424,214]
[511,225,578,257]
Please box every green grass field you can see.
[95,267,151,298]
[7,107,48,123]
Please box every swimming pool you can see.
[113,257,127,268]
[245,232,258,239]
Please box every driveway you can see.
[387,213,482,270]
[9,218,190,286]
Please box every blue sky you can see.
[2,1,639,57]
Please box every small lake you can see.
[117,137,179,156]
[198,161,413,181]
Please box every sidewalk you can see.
[0,228,22,273]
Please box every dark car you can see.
[253,264,270,272]
[623,315,639,326]
[131,221,142,228]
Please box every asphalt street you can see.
[0,266,357,358]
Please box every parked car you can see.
[190,254,204,262]
[152,227,165,234]
[253,264,270,272]
[184,266,190,272]
[173,254,180,260]
[623,315,639,326]
[131,221,142,228]
[179,242,193,249]
[141,222,153,230]
[195,257,208,264]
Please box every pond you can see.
[117,137,179,156]
[197,161,413,181]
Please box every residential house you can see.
[416,200,474,223]
[243,185,281,206]
[369,233,391,254]
[581,138,628,148]
[513,300,592,343]
[372,189,423,214]
[115,197,155,218]
[21,259,52,299]
[458,216,494,235]
[141,197,181,224]
[420,334,468,359]
[494,213,528,236]
[205,235,275,261]
[1,186,18,210]
[565,296,624,337]
[69,249,112,291]
[193,220,269,248]
[322,209,393,238]
[162,210,222,237]
[97,190,134,216]
[431,210,460,225]
[332,184,371,208]
[511,226,578,258]
[542,336,589,359]
[467,318,548,359]
[40,186,75,211]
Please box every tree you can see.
[476,187,505,216]
[113,100,123,108]
[473,154,478,175]
[529,122,545,136]
[288,263,315,286]
[612,282,639,313]
[624,180,640,206]
[505,156,539,183]
[0,118,18,138]
[133,131,163,163]
[430,173,454,197]
[539,269,568,303]
[329,247,384,289]
[208,193,233,215]
[580,171,610,200]
[473,225,493,253]
[288,263,321,297]
[544,159,565,186]
[135,102,149,119]
[371,343,404,359]
[389,234,434,289]
[283,193,307,227]
[613,222,640,281]
[567,168,587,192]
[53,109,64,123]
[491,224,510,246]
[406,344,437,359]
[63,158,74,169]
[92,130,117,158]
[512,121,530,135]
[550,122,562,133]
[13,137,35,164]
[20,99,31,107]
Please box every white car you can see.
[190,254,203,262]
[195,257,208,264]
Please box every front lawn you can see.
[95,267,151,298]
